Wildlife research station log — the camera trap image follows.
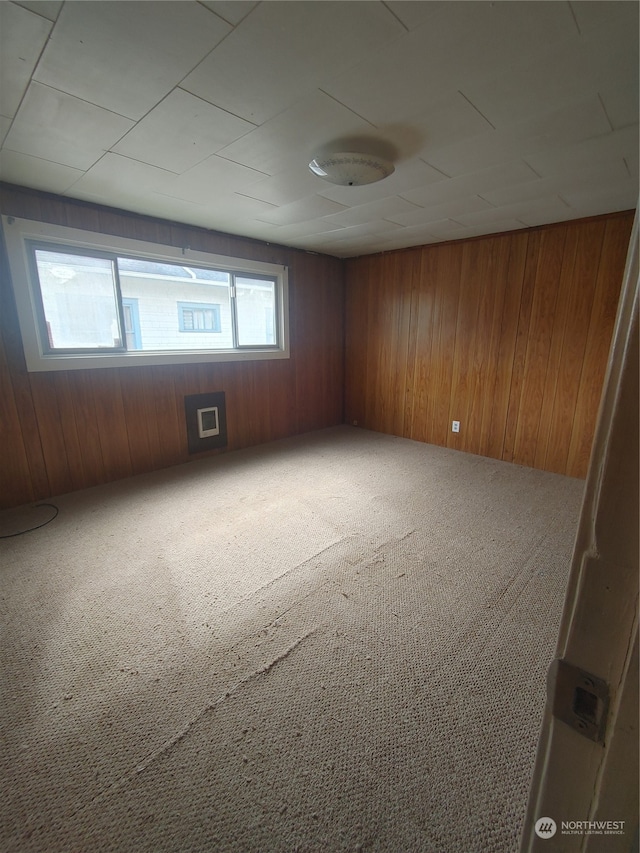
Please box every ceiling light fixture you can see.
[308,151,395,186]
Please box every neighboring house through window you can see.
[178,302,221,333]
[122,297,141,350]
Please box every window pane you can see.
[34,249,121,350]
[118,259,231,350]
[178,302,221,333]
[235,276,276,346]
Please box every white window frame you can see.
[2,216,290,372]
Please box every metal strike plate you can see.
[548,659,610,744]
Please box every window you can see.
[178,302,221,333]
[3,217,289,371]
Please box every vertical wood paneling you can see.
[407,249,436,445]
[511,227,566,468]
[0,184,344,509]
[65,370,107,486]
[401,249,422,438]
[364,261,383,430]
[153,367,183,467]
[375,252,411,437]
[502,230,543,464]
[0,331,34,506]
[52,373,91,492]
[532,224,581,471]
[566,217,633,478]
[344,256,370,426]
[539,221,604,473]
[119,369,158,476]
[90,370,134,483]
[346,211,633,478]
[478,236,512,459]
[485,231,528,460]
[409,243,462,447]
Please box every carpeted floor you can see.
[0,426,584,853]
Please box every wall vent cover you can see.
[185,392,227,454]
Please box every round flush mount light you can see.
[308,151,395,186]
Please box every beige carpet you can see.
[0,426,584,853]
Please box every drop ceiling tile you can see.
[149,197,280,240]
[454,196,571,228]
[373,230,436,252]
[216,91,374,177]
[374,219,466,250]
[3,82,134,170]
[0,115,11,147]
[320,3,487,125]
[570,1,639,39]
[325,220,403,242]
[232,220,283,242]
[410,92,494,159]
[258,195,348,227]
[450,218,528,239]
[322,196,422,228]
[181,0,405,125]
[599,84,639,132]
[419,219,466,238]
[0,3,52,117]
[327,240,381,259]
[481,158,631,208]
[69,153,178,200]
[401,161,539,208]
[271,219,346,241]
[322,2,575,126]
[386,194,492,227]
[157,154,269,205]
[0,149,83,193]
[516,207,578,229]
[624,150,639,179]
[459,41,585,128]
[297,228,381,253]
[525,125,639,178]
[206,193,280,221]
[12,2,62,22]
[113,89,256,174]
[461,11,638,131]
[199,1,258,26]
[384,1,447,32]
[70,188,206,229]
[239,169,323,207]
[559,179,638,213]
[440,1,577,96]
[175,194,282,234]
[565,193,638,220]
[160,205,274,239]
[424,97,612,178]
[34,3,231,120]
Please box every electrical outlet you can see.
[452,420,460,433]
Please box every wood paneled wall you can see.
[0,184,344,509]
[345,212,634,478]
[0,183,632,509]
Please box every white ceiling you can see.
[0,0,637,258]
